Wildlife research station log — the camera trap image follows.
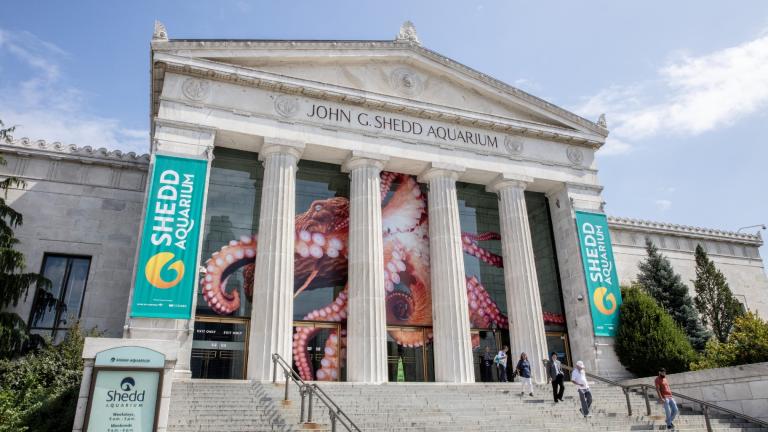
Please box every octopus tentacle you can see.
[380,171,398,199]
[466,275,508,330]
[200,235,258,315]
[315,329,346,381]
[461,233,503,268]
[292,288,348,381]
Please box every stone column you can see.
[488,175,548,383]
[247,138,304,381]
[343,153,389,383]
[419,164,474,383]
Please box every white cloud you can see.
[655,199,672,212]
[0,28,148,154]
[576,30,768,156]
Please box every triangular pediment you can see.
[152,39,606,139]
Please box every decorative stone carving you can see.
[597,113,607,128]
[153,20,168,41]
[566,146,584,166]
[389,68,423,97]
[503,136,524,155]
[396,21,420,45]
[182,78,211,102]
[273,95,300,118]
[6,138,149,163]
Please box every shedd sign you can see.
[575,211,622,337]
[131,154,207,319]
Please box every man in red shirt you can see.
[655,368,678,430]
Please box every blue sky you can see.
[1,1,767,263]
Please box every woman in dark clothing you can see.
[516,352,534,396]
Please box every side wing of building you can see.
[0,139,148,339]
[609,217,768,318]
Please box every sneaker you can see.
[529,392,534,396]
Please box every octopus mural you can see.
[200,171,562,381]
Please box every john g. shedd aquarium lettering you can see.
[307,103,500,148]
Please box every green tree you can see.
[0,322,87,432]
[615,284,698,376]
[636,240,710,350]
[693,244,744,343]
[0,120,50,358]
[691,311,768,370]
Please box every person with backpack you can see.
[494,346,509,382]
[516,352,534,396]
[547,352,565,403]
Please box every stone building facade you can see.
[1,23,767,391]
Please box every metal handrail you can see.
[271,353,361,432]
[543,360,768,431]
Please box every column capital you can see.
[486,173,534,194]
[417,162,465,183]
[152,119,216,159]
[341,151,388,173]
[259,137,305,161]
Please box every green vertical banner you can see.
[131,154,207,319]
[575,211,622,336]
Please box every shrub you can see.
[615,285,698,376]
[691,311,768,370]
[0,323,89,432]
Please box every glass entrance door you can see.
[386,327,434,382]
[191,317,248,379]
[292,322,345,381]
[471,329,502,382]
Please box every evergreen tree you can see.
[0,120,50,358]
[615,284,698,376]
[636,240,710,350]
[693,244,744,343]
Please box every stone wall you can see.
[609,217,768,320]
[0,139,148,337]
[622,363,768,423]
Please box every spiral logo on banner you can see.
[131,154,207,319]
[593,286,618,315]
[575,211,622,337]
[145,252,185,289]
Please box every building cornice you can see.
[153,52,605,150]
[608,216,763,246]
[150,39,608,141]
[1,138,150,168]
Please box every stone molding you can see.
[150,39,607,144]
[259,137,305,161]
[153,53,603,150]
[2,138,149,167]
[608,216,762,246]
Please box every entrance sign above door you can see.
[131,154,208,319]
[574,211,622,337]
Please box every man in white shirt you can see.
[571,360,592,418]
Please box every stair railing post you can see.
[272,355,278,383]
[642,386,651,416]
[299,385,306,423]
[284,370,290,401]
[703,404,713,432]
[330,410,337,432]
[622,387,633,416]
[307,386,314,423]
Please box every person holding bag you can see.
[516,352,534,396]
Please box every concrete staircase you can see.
[167,379,768,432]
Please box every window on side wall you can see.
[28,254,92,344]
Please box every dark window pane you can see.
[30,256,68,329]
[57,258,90,328]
